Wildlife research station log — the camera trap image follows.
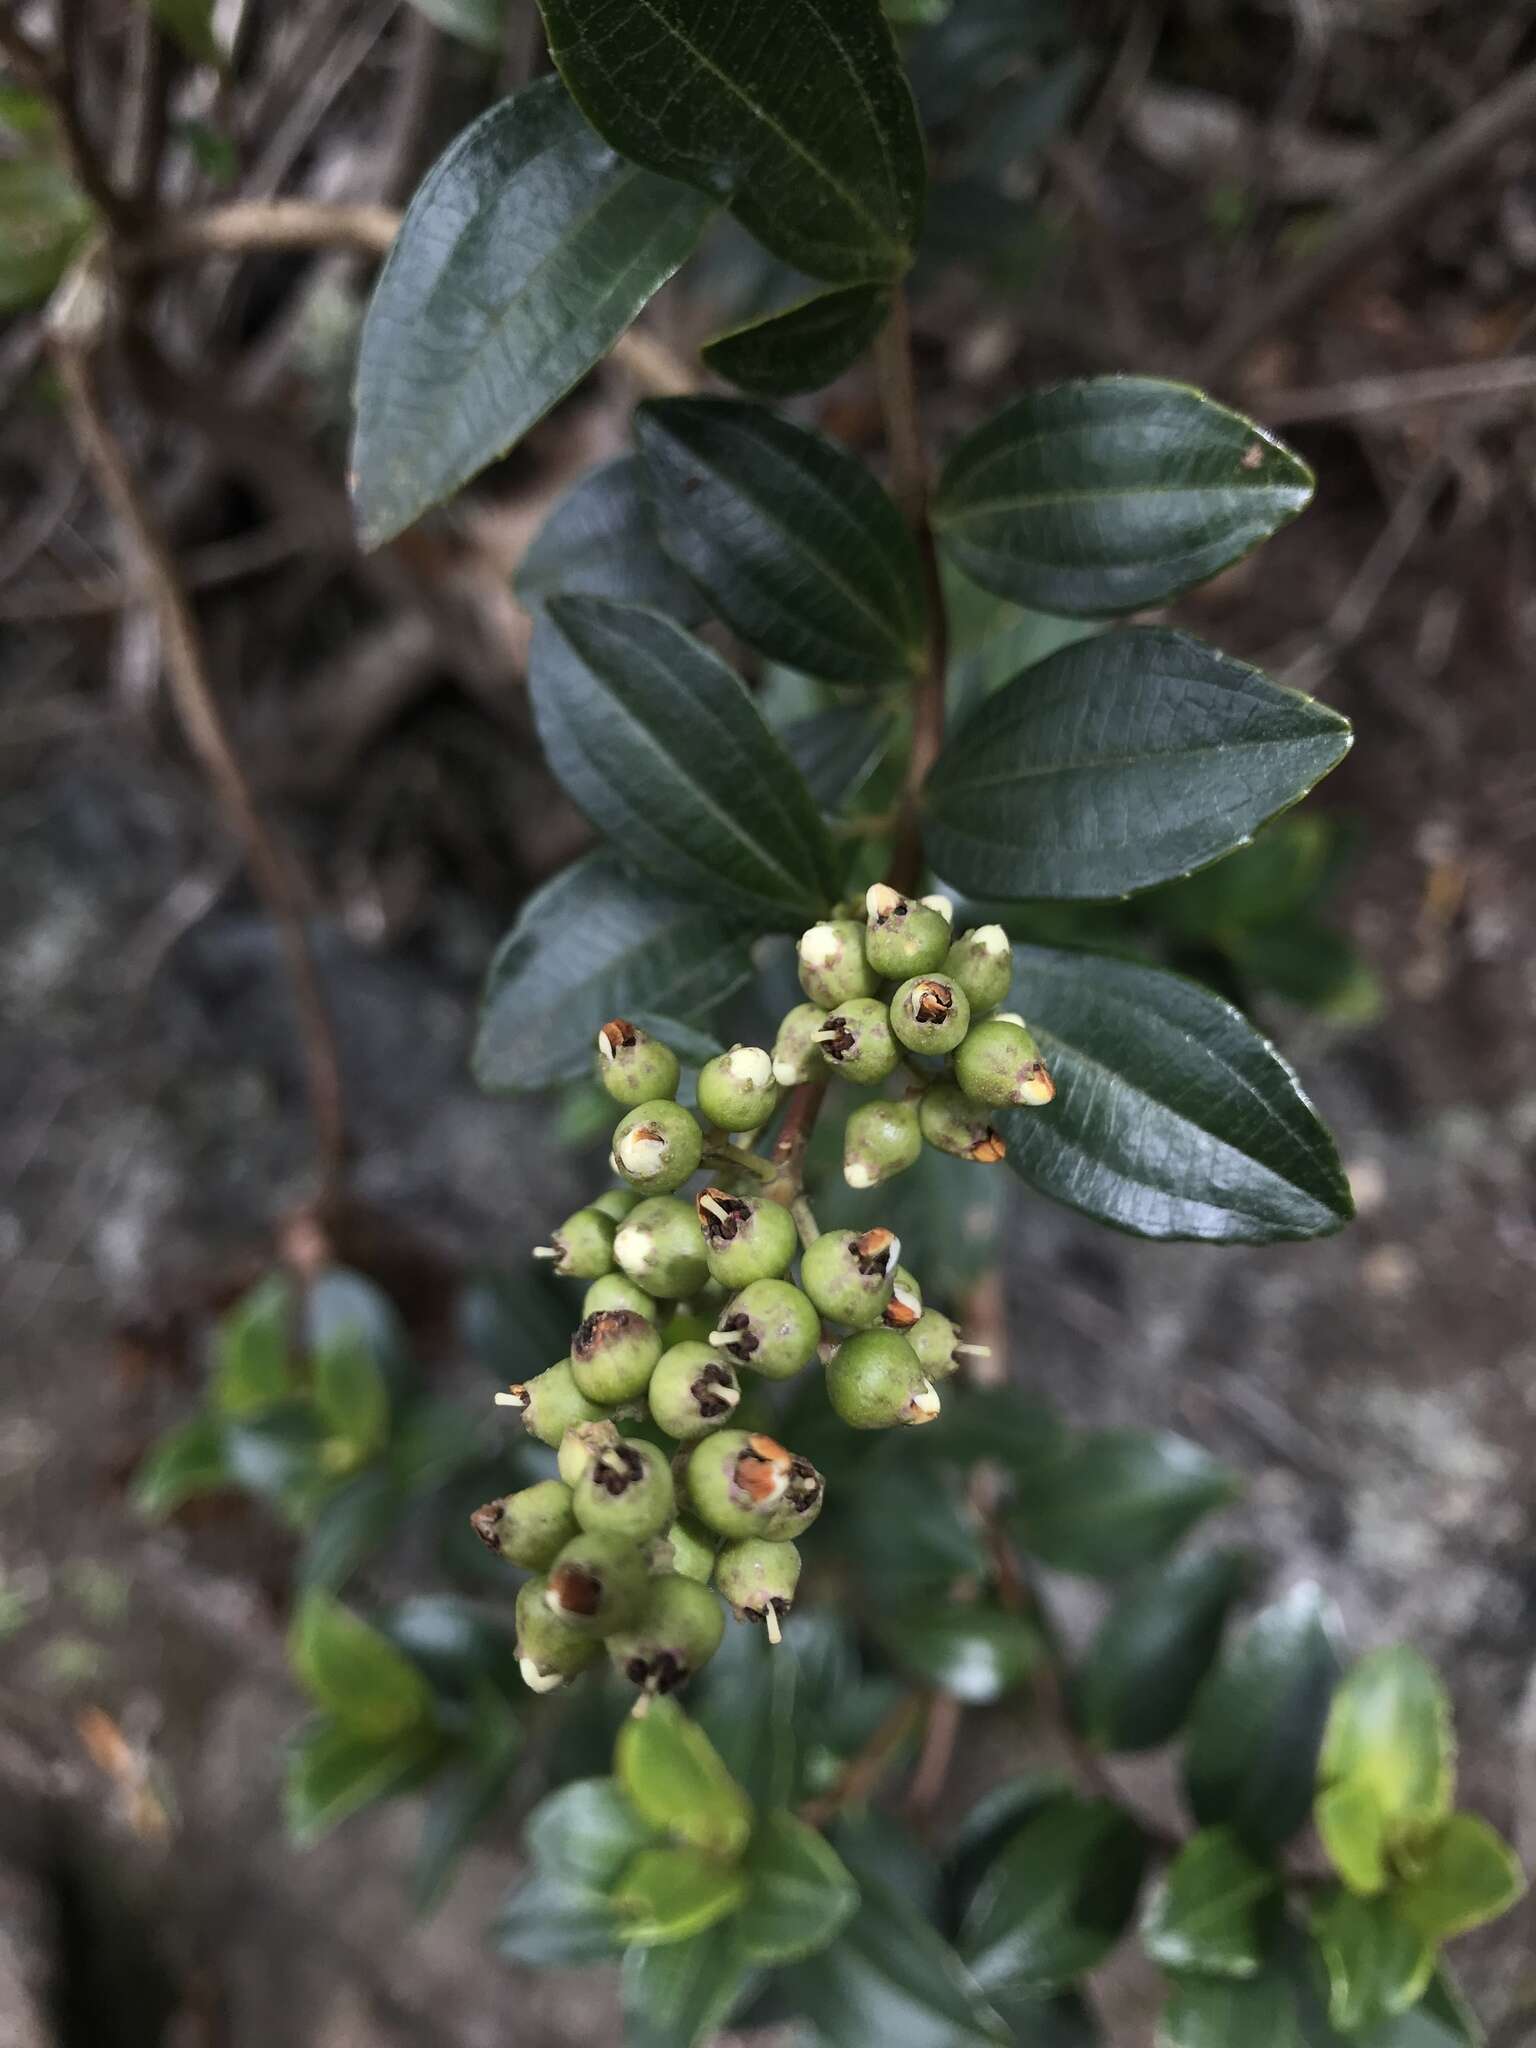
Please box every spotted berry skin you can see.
[569,1308,663,1404]
[826,1329,940,1429]
[542,1530,649,1635]
[843,1097,922,1188]
[657,1515,718,1584]
[711,1279,821,1380]
[954,1015,1055,1108]
[573,1436,676,1544]
[557,1419,622,1489]
[582,1272,659,1321]
[648,1341,743,1441]
[589,1186,641,1224]
[685,1430,824,1542]
[943,926,1012,1013]
[606,1573,725,1695]
[505,1360,611,1447]
[597,1019,681,1107]
[815,998,899,1085]
[797,920,879,1009]
[919,1082,1007,1164]
[907,1308,964,1380]
[612,1099,703,1193]
[696,1187,797,1288]
[772,1002,828,1086]
[715,1537,801,1634]
[864,884,952,979]
[800,1227,901,1328]
[614,1196,710,1299]
[890,973,971,1054]
[469,1480,578,1569]
[515,1575,601,1692]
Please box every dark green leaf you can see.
[212,1274,294,1417]
[624,1011,726,1067]
[516,456,707,624]
[148,0,224,65]
[0,161,92,312]
[736,1812,860,1963]
[132,1416,229,1519]
[1158,1968,1302,2048]
[493,1871,621,1964]
[612,1844,749,1944]
[1073,1548,1252,1752]
[1317,1649,1455,1838]
[621,1930,758,2048]
[531,595,838,921]
[781,705,894,813]
[989,1991,1103,2048]
[314,1334,390,1456]
[303,1268,408,1383]
[703,284,891,396]
[943,559,1101,731]
[1010,1428,1237,1579]
[997,944,1355,1243]
[945,1774,1075,1914]
[923,628,1351,901]
[615,1697,754,1860]
[1375,1970,1486,2048]
[1184,1583,1340,1857]
[351,80,713,548]
[690,1621,799,1809]
[526,1777,661,1888]
[412,1697,522,1912]
[297,1468,402,1591]
[1140,1827,1273,1979]
[404,0,505,53]
[1312,1892,1434,2033]
[288,1589,436,1740]
[224,1404,327,1511]
[932,378,1313,616]
[1392,1815,1525,1942]
[881,1606,1041,1705]
[535,0,925,283]
[474,851,753,1093]
[285,1715,441,1846]
[380,1595,523,1701]
[961,1795,1148,1994]
[635,397,927,684]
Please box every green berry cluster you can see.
[479,886,1048,1703]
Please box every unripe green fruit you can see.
[918,1082,1007,1164]
[843,1097,922,1188]
[582,1272,659,1321]
[648,1340,743,1440]
[797,920,879,1009]
[815,997,899,1085]
[826,1329,941,1429]
[516,1575,601,1692]
[696,1186,797,1288]
[800,1226,901,1328]
[907,1308,968,1381]
[656,1515,717,1584]
[537,1205,616,1279]
[954,1014,1056,1108]
[543,1530,649,1635]
[890,973,971,1054]
[881,1264,923,1331]
[557,1418,622,1489]
[943,925,1012,1012]
[470,1480,578,1569]
[685,1430,825,1542]
[715,1537,801,1637]
[864,883,953,978]
[569,1308,663,1404]
[597,1018,681,1106]
[612,1099,703,1194]
[614,1196,710,1298]
[696,1044,779,1132]
[606,1573,725,1695]
[573,1437,676,1543]
[502,1360,610,1447]
[589,1186,641,1223]
[711,1279,821,1380]
[772,1002,828,1086]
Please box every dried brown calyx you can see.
[732,1433,793,1507]
[696,1187,750,1248]
[573,1308,644,1362]
[597,1018,639,1061]
[592,1445,647,1498]
[817,1014,860,1062]
[713,1311,756,1362]
[910,979,954,1026]
[547,1561,602,1617]
[852,1226,899,1279]
[469,1500,504,1548]
[690,1362,739,1420]
[966,1130,1006,1164]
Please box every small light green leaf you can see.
[702,284,891,397]
[530,595,839,923]
[1157,1968,1301,2048]
[351,79,714,548]
[615,1697,753,1861]
[535,0,926,283]
[1074,1548,1251,1753]
[1140,1827,1274,1980]
[285,1715,441,1846]
[404,0,505,53]
[611,1844,748,1946]
[1317,1778,1391,1896]
[961,1794,1148,1994]
[132,1415,229,1519]
[1009,1428,1238,1579]
[1312,1890,1435,2033]
[996,945,1355,1244]
[922,628,1351,902]
[313,1333,390,1457]
[288,1589,436,1741]
[516,456,707,624]
[1184,1584,1341,1857]
[224,1404,327,1515]
[473,851,754,1094]
[932,378,1314,616]
[879,1605,1041,1705]
[1319,1649,1456,1841]
[635,397,928,684]
[526,1777,661,1888]
[736,1811,859,1963]
[492,1871,621,1964]
[620,1929,758,2048]
[1393,1814,1526,1942]
[212,1274,294,1417]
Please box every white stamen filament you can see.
[698,1192,731,1223]
[765,1606,782,1645]
[954,1342,992,1358]
[707,1329,737,1348]
[531,1245,559,1259]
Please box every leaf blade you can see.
[702,284,892,396]
[1073,1547,1252,1753]
[1008,1428,1237,1580]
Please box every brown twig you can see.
[1260,355,1536,425]
[798,1691,925,1830]
[905,1690,964,1823]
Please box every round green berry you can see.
[569,1308,663,1404]
[597,1018,681,1106]
[881,1264,923,1332]
[711,1279,821,1380]
[918,1082,1006,1164]
[715,1537,801,1637]
[516,1575,601,1692]
[656,1514,718,1584]
[695,1187,797,1288]
[537,1205,616,1279]
[890,973,970,1054]
[469,1480,578,1569]
[943,925,1012,1013]
[843,1097,922,1189]
[606,1573,725,1696]
[648,1341,743,1440]
[864,883,952,978]
[797,920,879,1009]
[590,1186,641,1224]
[613,1196,710,1298]
[557,1418,623,1489]
[772,1002,828,1087]
[685,1431,825,1543]
[954,1014,1055,1108]
[815,997,899,1085]
[612,1099,703,1194]
[582,1272,659,1321]
[800,1226,901,1328]
[544,1530,648,1636]
[503,1360,610,1447]
[907,1308,969,1381]
[696,1044,779,1132]
[826,1329,941,1429]
[573,1436,676,1544]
